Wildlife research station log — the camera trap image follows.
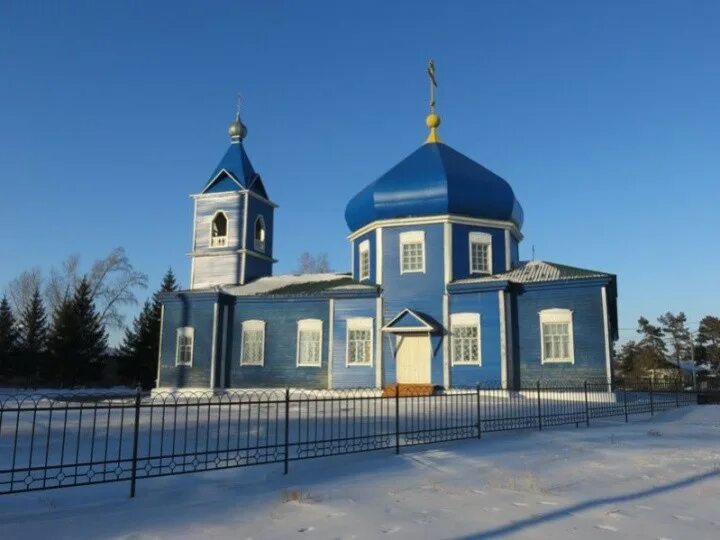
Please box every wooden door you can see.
[395,334,431,384]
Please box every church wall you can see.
[451,224,507,280]
[380,224,445,386]
[514,283,607,385]
[244,254,274,283]
[227,298,330,388]
[351,230,376,283]
[158,293,219,389]
[193,193,244,252]
[244,194,274,257]
[331,297,378,388]
[510,237,520,267]
[448,290,503,386]
[193,254,241,289]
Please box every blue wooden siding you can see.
[380,224,445,385]
[510,237,520,267]
[193,254,241,289]
[227,298,329,389]
[448,291,502,385]
[244,254,274,283]
[451,224,507,280]
[158,294,219,388]
[513,283,607,384]
[352,230,376,283]
[244,194,274,259]
[331,297,377,388]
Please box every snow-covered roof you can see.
[453,260,613,285]
[219,272,378,297]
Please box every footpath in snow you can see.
[1,406,719,539]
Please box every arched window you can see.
[254,216,266,252]
[210,212,228,248]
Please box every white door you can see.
[395,334,431,384]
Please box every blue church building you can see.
[156,85,618,391]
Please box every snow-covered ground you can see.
[1,405,719,539]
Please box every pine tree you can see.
[658,312,692,367]
[697,316,720,372]
[49,278,108,387]
[16,288,48,385]
[118,269,178,388]
[0,296,19,378]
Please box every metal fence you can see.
[0,380,695,497]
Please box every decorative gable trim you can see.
[382,308,436,333]
[201,168,243,194]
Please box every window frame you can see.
[209,211,229,248]
[254,215,266,253]
[345,317,374,367]
[469,231,492,275]
[240,319,266,366]
[450,313,482,366]
[539,308,575,364]
[296,319,323,368]
[399,230,426,274]
[175,327,194,367]
[358,239,370,281]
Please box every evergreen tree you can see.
[49,278,108,387]
[658,311,692,367]
[117,269,178,388]
[16,288,48,385]
[697,315,720,372]
[0,296,19,378]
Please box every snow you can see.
[2,405,720,539]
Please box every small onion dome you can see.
[344,142,524,232]
[228,115,247,141]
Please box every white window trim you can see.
[345,317,374,367]
[296,319,323,367]
[209,210,229,248]
[450,313,482,366]
[539,308,575,364]
[240,319,266,366]
[469,231,492,275]
[175,327,194,367]
[254,215,266,253]
[359,239,370,281]
[399,230,426,274]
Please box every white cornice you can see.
[347,214,523,242]
[191,188,279,208]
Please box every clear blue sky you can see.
[1,0,719,344]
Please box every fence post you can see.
[623,384,629,423]
[649,379,654,417]
[129,385,142,498]
[395,386,400,454]
[536,381,542,431]
[584,381,590,427]
[476,385,482,439]
[283,388,290,475]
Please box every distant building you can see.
[156,76,618,391]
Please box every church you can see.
[156,69,618,392]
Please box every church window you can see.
[400,231,425,274]
[359,240,370,281]
[539,309,574,364]
[175,327,194,367]
[210,212,228,248]
[469,232,492,274]
[296,319,322,367]
[346,318,373,366]
[254,216,266,252]
[241,320,265,366]
[450,313,481,365]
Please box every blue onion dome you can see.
[344,141,524,232]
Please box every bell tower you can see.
[189,105,277,289]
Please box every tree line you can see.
[0,248,177,389]
[616,312,720,379]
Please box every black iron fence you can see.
[0,380,695,497]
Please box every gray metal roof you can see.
[220,272,378,297]
[452,260,613,285]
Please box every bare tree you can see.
[5,268,43,314]
[296,252,332,274]
[45,255,81,313]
